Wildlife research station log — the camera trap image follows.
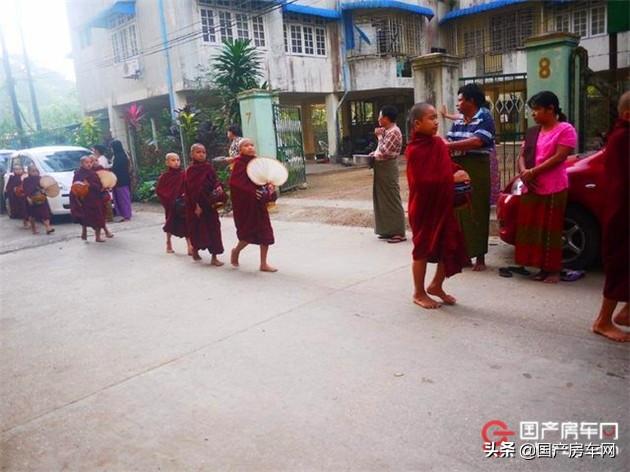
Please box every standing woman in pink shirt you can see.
[515,91,577,283]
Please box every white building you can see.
[67,0,628,157]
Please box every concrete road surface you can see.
[1,211,628,471]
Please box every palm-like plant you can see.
[212,39,265,127]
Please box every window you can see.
[555,14,570,33]
[464,29,483,57]
[573,10,588,37]
[490,8,534,54]
[591,6,606,36]
[350,101,375,126]
[283,13,327,57]
[199,7,266,46]
[252,16,265,47]
[111,18,139,63]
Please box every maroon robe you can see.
[156,168,188,238]
[70,168,105,229]
[229,154,277,246]
[184,161,225,254]
[22,175,52,222]
[5,174,27,219]
[602,119,628,302]
[406,133,469,277]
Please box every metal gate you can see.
[460,73,528,188]
[272,104,306,192]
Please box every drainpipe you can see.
[334,2,351,159]
[158,0,186,165]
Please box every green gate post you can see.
[237,89,278,159]
[524,32,580,129]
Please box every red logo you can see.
[482,420,516,445]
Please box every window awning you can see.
[90,0,136,29]
[341,1,434,20]
[440,0,530,24]
[282,2,341,20]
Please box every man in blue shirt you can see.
[446,84,496,271]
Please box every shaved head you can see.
[408,102,435,125]
[239,138,253,151]
[618,91,630,115]
[190,143,205,153]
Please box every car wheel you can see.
[563,204,600,270]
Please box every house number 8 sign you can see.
[539,57,551,79]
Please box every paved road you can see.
[1,211,628,471]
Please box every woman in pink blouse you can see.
[515,91,577,283]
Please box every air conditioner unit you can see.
[122,58,141,78]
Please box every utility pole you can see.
[0,25,27,146]
[17,0,41,131]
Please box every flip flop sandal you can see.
[46,229,55,235]
[561,270,585,282]
[499,267,513,278]
[378,235,391,240]
[387,236,407,244]
[508,266,531,276]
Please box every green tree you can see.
[211,39,265,127]
[73,116,101,148]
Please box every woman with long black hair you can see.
[110,139,133,221]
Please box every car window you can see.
[19,156,34,170]
[37,150,90,173]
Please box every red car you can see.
[496,149,605,270]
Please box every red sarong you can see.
[184,161,224,254]
[406,134,468,277]
[156,168,188,238]
[71,168,105,230]
[22,175,52,222]
[602,119,628,302]
[229,154,277,246]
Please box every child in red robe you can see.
[184,144,226,265]
[406,103,469,309]
[90,154,114,238]
[23,165,55,235]
[156,152,193,255]
[229,138,278,272]
[71,155,106,242]
[4,164,29,228]
[592,91,630,342]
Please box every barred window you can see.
[111,20,138,63]
[315,27,326,56]
[573,10,588,37]
[464,29,483,57]
[590,6,606,36]
[218,11,233,41]
[236,14,249,40]
[490,8,533,54]
[303,26,314,55]
[555,14,570,33]
[290,25,303,54]
[252,16,265,47]
[201,8,216,43]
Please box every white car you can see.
[3,146,92,216]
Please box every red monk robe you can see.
[184,161,225,254]
[71,167,105,229]
[156,167,188,238]
[22,175,52,222]
[602,119,629,302]
[5,174,27,219]
[406,133,469,277]
[229,154,277,246]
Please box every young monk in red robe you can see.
[71,155,106,242]
[592,91,630,342]
[184,143,225,265]
[23,165,54,235]
[406,103,469,309]
[90,155,114,238]
[4,164,29,228]
[229,138,278,272]
[156,152,193,255]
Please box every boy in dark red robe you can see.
[156,152,193,255]
[23,165,54,235]
[229,139,278,272]
[184,144,225,265]
[4,164,29,227]
[406,103,469,309]
[90,155,114,238]
[71,155,106,242]
[592,91,630,342]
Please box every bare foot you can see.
[531,271,548,281]
[427,286,457,305]
[413,293,441,309]
[166,247,175,254]
[472,262,487,272]
[32,230,39,235]
[543,273,561,284]
[592,322,630,342]
[231,248,240,267]
[191,251,202,261]
[613,305,629,327]
[95,238,106,243]
[81,234,87,241]
[105,232,114,238]
[211,257,225,267]
[260,264,278,273]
